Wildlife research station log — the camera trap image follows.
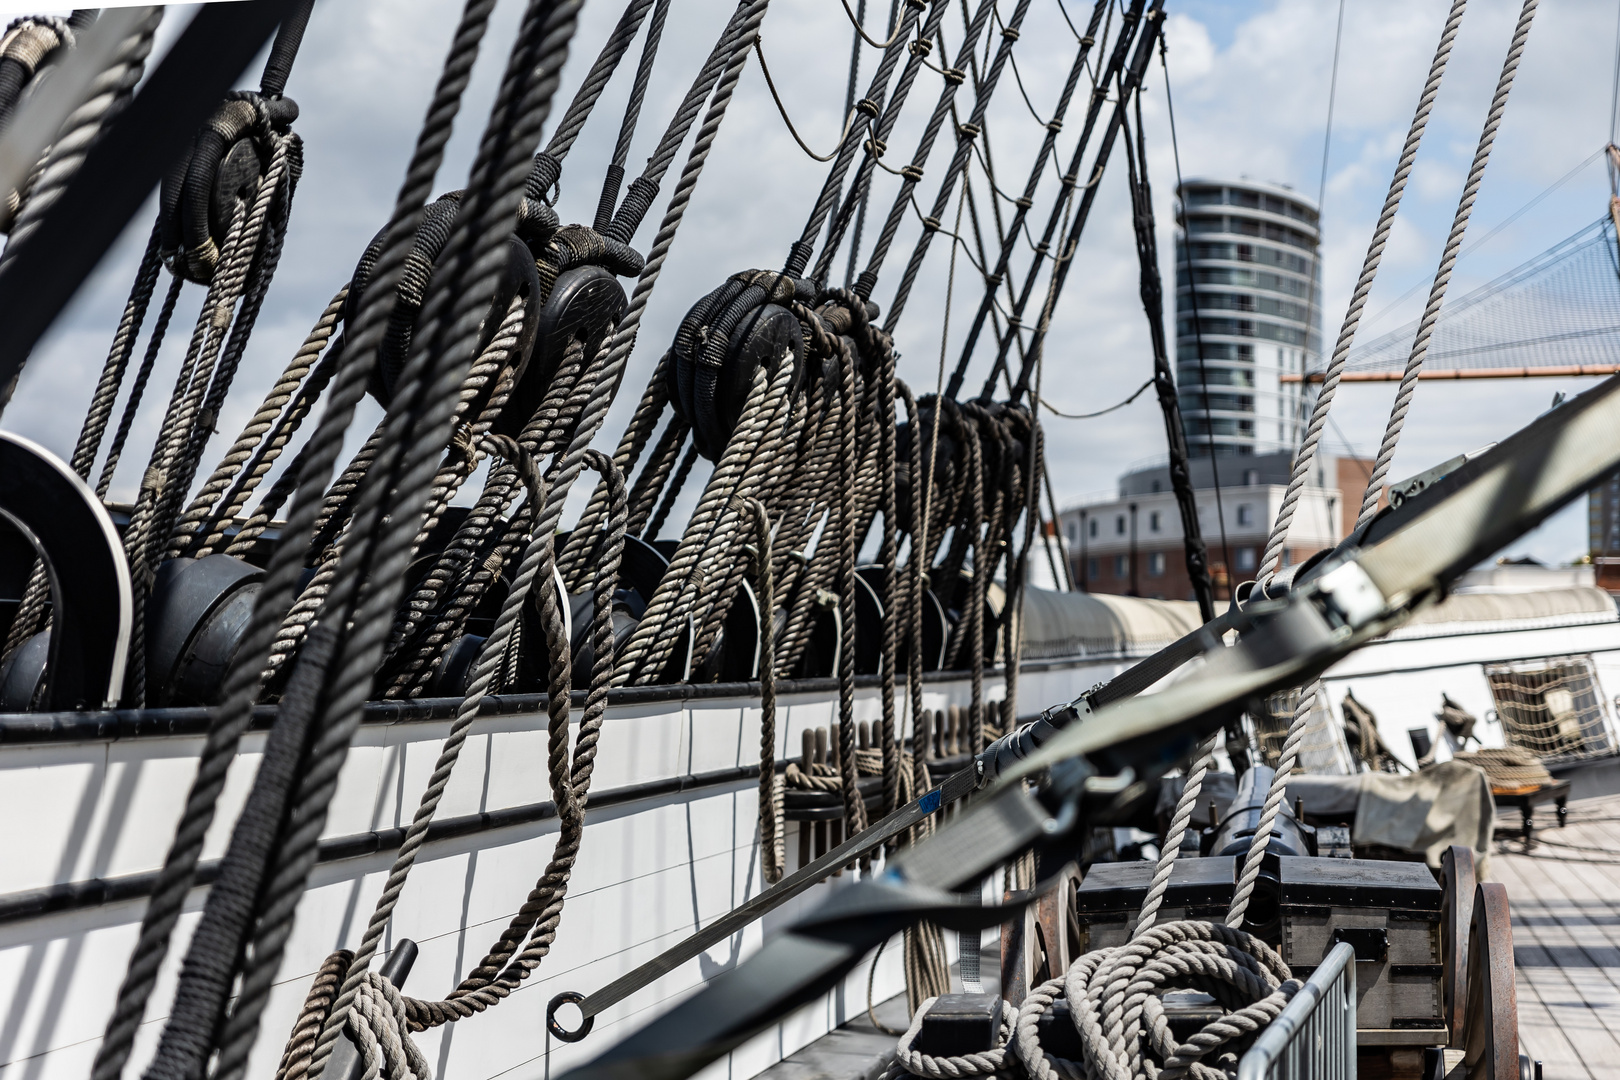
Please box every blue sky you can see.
[6,0,1616,567]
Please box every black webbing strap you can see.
[555,759,982,1035]
[0,0,299,410]
[559,370,1620,1080]
[563,783,1056,1080]
[553,593,1249,1036]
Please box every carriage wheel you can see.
[1442,845,1477,1049]
[1463,882,1518,1080]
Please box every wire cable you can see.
[1040,378,1151,419]
[754,36,866,161]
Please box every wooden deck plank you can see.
[1496,799,1620,1079]
[1492,859,1612,1077]
[1498,858,1620,1000]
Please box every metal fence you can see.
[1237,942,1357,1080]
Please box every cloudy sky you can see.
[6,0,1617,566]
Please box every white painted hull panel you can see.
[0,661,1125,1080]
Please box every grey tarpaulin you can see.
[1287,763,1495,876]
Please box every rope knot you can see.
[908,38,933,58]
[857,96,881,117]
[942,67,966,85]
[448,426,479,461]
[347,971,433,1080]
[865,137,887,157]
[900,164,924,182]
[956,122,981,140]
[999,25,1020,40]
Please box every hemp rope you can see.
[1354,0,1539,527]
[92,3,501,1075]
[1257,0,1468,579]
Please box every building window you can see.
[1088,518,1098,538]
[1235,547,1256,571]
[1243,470,1259,487]
[1066,522,1077,545]
[1115,515,1126,536]
[1148,552,1166,576]
[1086,557,1099,580]
[1149,510,1161,533]
[1236,504,1253,525]
[1114,554,1129,577]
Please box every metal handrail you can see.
[1237,942,1358,1080]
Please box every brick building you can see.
[1057,452,1375,601]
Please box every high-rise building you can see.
[1174,178,1322,457]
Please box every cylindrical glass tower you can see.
[1174,178,1322,458]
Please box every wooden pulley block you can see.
[668,271,813,461]
[159,92,299,284]
[494,263,625,439]
[346,196,542,409]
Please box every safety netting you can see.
[1333,217,1620,376]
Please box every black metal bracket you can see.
[0,433,129,709]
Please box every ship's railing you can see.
[1237,942,1357,1080]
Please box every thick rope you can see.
[1226,685,1313,930]
[895,997,1016,1078]
[275,950,351,1080]
[1257,0,1467,579]
[207,3,584,1076]
[745,497,786,883]
[1132,733,1216,939]
[1354,0,1538,527]
[172,287,348,559]
[3,8,160,252]
[1233,0,1537,942]
[345,973,433,1080]
[307,455,549,1072]
[519,0,772,601]
[92,4,501,1079]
